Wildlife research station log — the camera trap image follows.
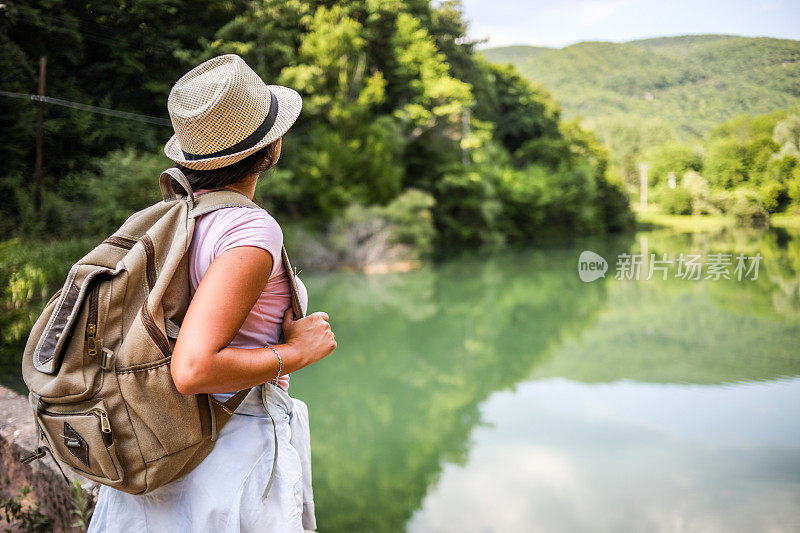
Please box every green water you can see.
[2,225,799,531]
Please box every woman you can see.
[88,55,335,532]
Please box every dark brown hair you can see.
[176,139,281,192]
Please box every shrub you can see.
[70,479,95,531]
[759,181,789,213]
[81,149,172,236]
[704,138,748,188]
[681,170,718,214]
[789,176,800,206]
[681,171,709,199]
[15,187,82,240]
[436,168,505,247]
[708,190,735,213]
[0,485,50,532]
[290,189,437,270]
[596,175,635,232]
[658,185,693,215]
[382,189,437,254]
[0,238,93,372]
[731,189,769,227]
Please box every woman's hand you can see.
[281,308,337,367]
[275,374,291,391]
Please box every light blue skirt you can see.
[88,384,316,532]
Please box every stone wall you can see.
[0,385,94,532]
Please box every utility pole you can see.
[34,56,46,211]
[461,108,470,167]
[640,163,648,211]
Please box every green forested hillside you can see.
[483,35,800,177]
[1,0,633,253]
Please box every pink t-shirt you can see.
[188,195,308,399]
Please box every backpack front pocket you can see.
[23,265,121,402]
[37,399,123,483]
[115,355,204,460]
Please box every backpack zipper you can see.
[138,232,172,356]
[140,304,171,357]
[39,407,113,439]
[86,285,99,357]
[140,234,157,291]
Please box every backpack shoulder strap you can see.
[185,186,303,319]
[187,189,260,217]
[160,167,195,206]
[160,167,261,216]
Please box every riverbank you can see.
[0,385,94,532]
[771,212,800,231]
[635,208,800,233]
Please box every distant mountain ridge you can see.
[482,34,800,158]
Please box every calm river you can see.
[2,224,799,532]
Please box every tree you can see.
[480,63,560,158]
[705,138,748,188]
[774,115,800,158]
[2,0,633,246]
[648,143,702,186]
[389,11,472,141]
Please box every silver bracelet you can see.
[266,345,282,384]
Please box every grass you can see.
[771,212,800,232]
[634,207,735,232]
[634,206,800,234]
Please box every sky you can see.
[459,0,800,48]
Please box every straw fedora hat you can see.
[164,54,302,170]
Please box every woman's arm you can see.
[170,245,336,395]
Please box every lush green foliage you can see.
[0,238,96,379]
[483,35,800,186]
[648,143,702,187]
[730,188,770,226]
[643,112,800,224]
[70,479,94,531]
[2,0,630,256]
[656,185,693,215]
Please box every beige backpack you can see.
[20,168,304,496]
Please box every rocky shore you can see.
[0,385,94,532]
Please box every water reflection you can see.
[292,226,800,531]
[409,378,800,532]
[291,241,621,531]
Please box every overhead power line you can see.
[0,90,171,126]
[11,9,176,52]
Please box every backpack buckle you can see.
[100,347,116,371]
